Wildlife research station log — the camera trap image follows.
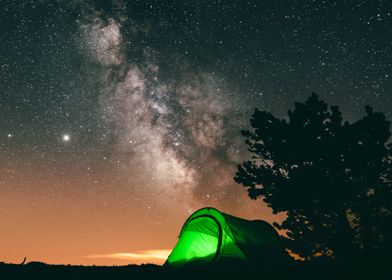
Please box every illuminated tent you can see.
[165,207,283,267]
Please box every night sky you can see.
[1,0,392,265]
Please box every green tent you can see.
[165,207,284,267]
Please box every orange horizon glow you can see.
[0,166,280,266]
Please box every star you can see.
[62,134,71,142]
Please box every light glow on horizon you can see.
[85,250,171,264]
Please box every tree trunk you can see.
[360,211,373,256]
[332,208,358,259]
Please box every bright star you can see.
[62,134,71,142]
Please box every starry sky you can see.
[1,0,392,265]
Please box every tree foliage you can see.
[235,93,392,260]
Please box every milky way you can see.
[78,3,252,209]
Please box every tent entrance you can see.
[166,215,222,265]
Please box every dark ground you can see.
[0,257,389,280]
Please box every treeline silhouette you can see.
[0,257,389,280]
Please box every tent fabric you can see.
[165,207,283,266]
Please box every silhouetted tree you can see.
[235,93,392,260]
